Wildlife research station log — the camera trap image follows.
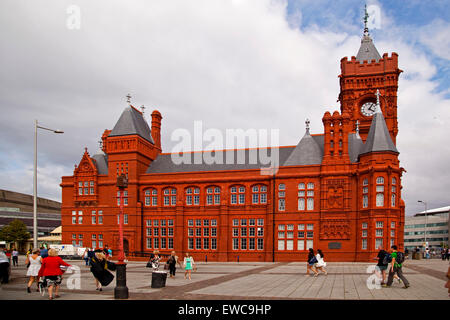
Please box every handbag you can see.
[163,264,169,270]
[309,256,318,264]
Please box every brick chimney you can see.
[151,110,162,151]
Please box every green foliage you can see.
[0,219,30,243]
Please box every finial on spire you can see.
[98,139,103,150]
[375,89,381,113]
[305,118,310,134]
[140,105,145,115]
[363,4,369,36]
[356,120,360,133]
[126,93,132,104]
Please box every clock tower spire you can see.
[338,7,402,144]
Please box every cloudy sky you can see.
[0,0,448,216]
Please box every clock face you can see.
[361,102,376,117]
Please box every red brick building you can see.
[61,26,404,262]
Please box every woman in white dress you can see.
[25,248,42,292]
[315,249,328,276]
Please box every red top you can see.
[38,256,71,277]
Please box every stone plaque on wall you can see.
[328,242,342,249]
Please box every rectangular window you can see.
[231,194,237,204]
[78,187,83,195]
[376,221,384,228]
[78,216,83,224]
[168,238,174,249]
[391,222,395,229]
[298,231,305,238]
[362,222,368,229]
[362,239,367,250]
[186,195,192,205]
[257,219,264,226]
[196,228,202,237]
[278,240,285,250]
[278,199,285,211]
[287,232,294,239]
[203,238,209,250]
[233,228,239,237]
[286,240,294,250]
[307,231,314,238]
[153,220,159,227]
[257,238,264,250]
[164,196,170,206]
[298,224,305,230]
[146,238,152,249]
[194,195,200,205]
[249,228,255,237]
[152,197,157,206]
[278,232,285,238]
[146,220,152,227]
[376,229,383,237]
[211,228,217,237]
[154,238,159,249]
[98,241,102,248]
[233,219,239,226]
[147,228,152,237]
[362,230,367,237]
[92,240,96,249]
[188,220,194,226]
[211,238,217,250]
[252,194,259,204]
[90,188,94,194]
[241,219,247,226]
[363,195,369,208]
[241,238,247,250]
[257,227,264,237]
[207,195,213,205]
[188,228,194,237]
[124,214,128,224]
[171,196,176,206]
[203,228,209,237]
[72,216,77,224]
[196,238,202,250]
[391,230,395,237]
[168,228,174,237]
[161,228,167,237]
[168,220,174,226]
[306,240,313,250]
[214,195,220,205]
[240,194,246,204]
[307,224,314,230]
[233,238,239,250]
[188,238,194,250]
[92,216,96,224]
[375,238,383,248]
[196,219,201,226]
[297,240,305,251]
[154,228,159,237]
[161,238,166,249]
[249,238,255,250]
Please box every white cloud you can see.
[0,0,448,216]
[419,19,450,60]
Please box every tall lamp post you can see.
[114,174,129,299]
[418,200,428,250]
[33,120,64,249]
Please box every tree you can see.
[0,219,30,245]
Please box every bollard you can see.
[237,255,239,263]
[205,255,207,263]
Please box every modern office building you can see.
[404,206,450,251]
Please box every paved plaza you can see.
[0,256,448,300]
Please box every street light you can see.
[33,120,64,249]
[418,200,428,251]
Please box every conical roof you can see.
[356,35,382,63]
[109,106,154,144]
[283,125,323,166]
[359,93,398,155]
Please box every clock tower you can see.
[338,7,403,143]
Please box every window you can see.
[252,185,267,204]
[298,182,314,210]
[163,188,177,206]
[231,186,245,205]
[92,210,96,224]
[145,188,157,206]
[362,239,367,250]
[391,222,395,229]
[376,229,383,237]
[376,221,384,228]
[362,222,368,229]
[278,183,285,211]
[362,179,369,208]
[98,210,103,224]
[375,238,383,248]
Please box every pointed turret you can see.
[284,119,323,166]
[359,90,398,156]
[109,97,154,144]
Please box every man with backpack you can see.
[384,245,410,289]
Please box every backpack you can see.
[382,253,392,265]
[395,251,405,264]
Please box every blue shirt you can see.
[40,249,48,258]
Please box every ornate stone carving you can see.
[320,219,351,240]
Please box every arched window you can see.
[230,185,245,205]
[163,187,177,206]
[206,186,220,205]
[362,178,369,208]
[185,186,200,206]
[144,188,158,206]
[252,185,267,204]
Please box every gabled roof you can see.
[91,153,108,175]
[356,35,382,63]
[283,130,323,166]
[109,106,154,144]
[359,108,398,156]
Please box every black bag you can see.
[146,260,153,268]
[383,253,392,265]
[107,261,116,271]
[309,256,318,264]
[395,252,405,264]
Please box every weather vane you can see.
[305,118,310,133]
[126,93,132,104]
[140,105,145,115]
[363,4,369,36]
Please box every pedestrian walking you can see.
[89,251,115,291]
[306,248,319,277]
[82,248,90,266]
[166,251,182,278]
[445,266,450,297]
[183,252,196,280]
[383,245,409,289]
[25,248,42,293]
[374,245,389,285]
[445,248,449,261]
[315,249,328,275]
[404,248,409,259]
[0,249,10,284]
[11,248,19,267]
[37,248,71,300]
[39,246,48,259]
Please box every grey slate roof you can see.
[359,111,399,156]
[146,147,295,174]
[356,35,382,63]
[91,153,108,175]
[109,106,154,144]
[348,133,363,163]
[283,131,323,166]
